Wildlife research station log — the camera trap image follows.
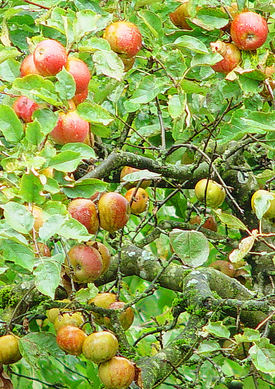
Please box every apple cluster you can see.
[170,1,269,74]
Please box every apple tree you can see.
[0,0,274,388]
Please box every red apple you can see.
[98,192,131,233]
[20,54,40,76]
[210,41,241,74]
[13,96,39,123]
[66,244,103,283]
[88,241,111,275]
[68,199,99,235]
[50,110,89,144]
[169,1,192,30]
[66,57,91,94]
[98,356,135,389]
[72,88,89,106]
[190,215,217,232]
[82,331,119,363]
[125,188,149,215]
[33,39,67,76]
[103,21,142,58]
[56,325,86,355]
[230,12,268,51]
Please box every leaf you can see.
[0,44,20,64]
[20,173,44,204]
[1,240,34,271]
[34,253,64,298]
[249,338,275,376]
[93,50,124,81]
[61,142,96,159]
[39,214,66,241]
[234,328,261,343]
[59,219,91,241]
[75,283,98,302]
[191,8,229,30]
[229,232,257,263]
[0,58,20,82]
[0,221,28,245]
[25,120,44,145]
[0,105,24,142]
[138,10,163,38]
[253,191,274,220]
[168,94,186,119]
[127,75,169,104]
[197,340,221,354]
[55,67,76,100]
[122,170,161,183]
[203,321,230,338]
[180,79,208,95]
[2,202,34,234]
[174,35,208,54]
[48,151,82,172]
[74,10,102,38]
[63,178,108,198]
[214,210,248,231]
[191,53,223,67]
[33,108,59,135]
[77,102,113,125]
[169,229,209,267]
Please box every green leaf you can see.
[0,221,28,245]
[192,8,229,30]
[0,104,24,142]
[20,173,44,204]
[191,53,223,67]
[33,108,59,136]
[1,240,34,271]
[92,123,111,137]
[61,142,96,159]
[174,35,209,54]
[25,120,44,145]
[0,44,20,64]
[79,37,111,52]
[93,50,124,81]
[42,201,67,216]
[74,10,102,38]
[229,234,256,263]
[77,102,113,125]
[48,151,82,172]
[214,210,248,231]
[169,229,209,267]
[0,58,20,82]
[138,10,163,38]
[253,191,274,220]
[249,338,275,376]
[197,340,221,354]
[34,253,64,298]
[55,67,76,100]
[127,75,169,105]
[203,321,230,338]
[168,94,186,119]
[234,328,261,343]
[75,283,98,302]
[59,219,91,241]
[2,202,34,234]
[39,214,66,241]
[122,170,160,183]
[63,178,108,198]
[180,79,208,95]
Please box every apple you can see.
[120,55,135,72]
[13,96,39,123]
[125,188,149,215]
[106,301,134,330]
[66,244,103,283]
[210,260,235,277]
[54,312,85,332]
[103,21,142,58]
[72,88,89,106]
[230,12,268,51]
[56,325,86,355]
[68,199,99,235]
[50,110,89,145]
[190,215,217,232]
[20,54,40,76]
[29,205,45,232]
[82,331,118,363]
[210,41,241,74]
[33,39,67,76]
[66,57,91,94]
[120,166,151,189]
[169,1,192,30]
[98,192,131,233]
[195,179,226,208]
[98,356,135,389]
[0,335,22,364]
[251,189,275,219]
[89,292,117,325]
[88,242,111,275]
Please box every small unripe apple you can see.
[56,325,86,355]
[20,54,40,76]
[13,96,39,123]
[66,57,91,94]
[98,192,130,233]
[103,21,142,58]
[230,12,268,51]
[120,166,151,189]
[210,260,235,277]
[72,88,89,105]
[88,242,111,275]
[50,110,89,145]
[190,215,217,232]
[98,356,135,389]
[169,1,192,30]
[33,39,67,76]
[210,41,241,74]
[0,335,22,364]
[66,244,103,283]
[195,179,226,208]
[251,190,275,219]
[106,301,134,330]
[68,199,99,235]
[82,331,118,363]
[54,312,85,332]
[125,188,149,215]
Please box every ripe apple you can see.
[125,188,149,215]
[251,189,275,219]
[103,21,142,58]
[68,199,99,235]
[33,39,67,76]
[20,54,40,76]
[66,57,91,94]
[210,41,241,74]
[89,292,117,325]
[50,110,89,145]
[72,88,89,106]
[66,244,103,283]
[230,12,268,51]
[82,331,118,363]
[56,325,86,355]
[54,312,85,332]
[210,260,235,277]
[106,301,134,330]
[98,192,131,233]
[88,242,111,275]
[190,215,217,232]
[13,96,39,123]
[169,1,192,30]
[0,335,22,364]
[98,356,135,389]
[120,166,151,189]
[195,179,226,208]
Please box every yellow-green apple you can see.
[82,331,118,363]
[0,335,22,364]
[195,179,226,208]
[98,356,135,389]
[125,188,149,215]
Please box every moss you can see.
[0,286,18,309]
